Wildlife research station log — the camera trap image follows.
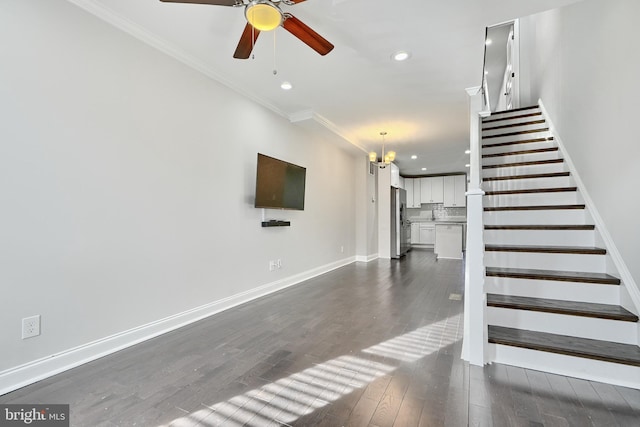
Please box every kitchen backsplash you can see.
[407,203,466,220]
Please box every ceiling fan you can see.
[159,0,335,59]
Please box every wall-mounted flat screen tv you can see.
[255,153,306,210]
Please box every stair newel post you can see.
[462,86,490,365]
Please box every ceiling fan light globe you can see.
[246,2,282,32]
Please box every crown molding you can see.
[65,0,289,119]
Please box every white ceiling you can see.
[70,0,582,176]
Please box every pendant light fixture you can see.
[369,131,396,168]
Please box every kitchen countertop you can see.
[408,218,466,224]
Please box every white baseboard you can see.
[355,253,379,263]
[538,100,640,316]
[0,257,356,396]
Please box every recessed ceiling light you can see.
[392,51,411,61]
[280,81,293,90]
[485,39,492,45]
[465,149,471,154]
[465,164,471,168]
[411,155,417,159]
[421,167,427,171]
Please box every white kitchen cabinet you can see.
[418,223,435,245]
[420,176,444,204]
[443,175,467,207]
[410,222,420,244]
[412,178,421,207]
[390,163,400,188]
[435,223,463,259]
[405,179,414,207]
[405,178,421,208]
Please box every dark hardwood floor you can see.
[1,250,638,426]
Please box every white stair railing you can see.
[462,85,490,366]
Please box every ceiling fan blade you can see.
[282,14,334,56]
[159,0,238,6]
[233,23,261,59]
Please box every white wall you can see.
[354,156,378,260]
[519,0,640,286]
[0,0,357,383]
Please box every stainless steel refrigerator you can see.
[391,187,410,259]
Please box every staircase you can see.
[480,105,640,386]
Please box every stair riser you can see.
[483,176,573,192]
[482,140,556,155]
[484,209,585,225]
[484,251,606,273]
[482,123,548,137]
[485,277,619,305]
[482,130,553,145]
[482,151,561,166]
[482,163,567,178]
[484,108,541,121]
[487,307,637,345]
[482,115,543,128]
[484,192,579,206]
[488,344,640,389]
[484,229,594,246]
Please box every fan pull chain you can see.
[272,31,278,75]
[251,25,255,60]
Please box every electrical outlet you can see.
[269,260,276,271]
[277,259,282,269]
[341,246,344,253]
[22,315,41,339]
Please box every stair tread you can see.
[483,128,550,139]
[485,187,577,196]
[483,171,570,182]
[488,326,640,366]
[482,112,542,124]
[483,158,564,169]
[483,119,546,131]
[483,147,559,158]
[486,267,620,285]
[485,224,595,230]
[487,294,638,321]
[484,204,585,212]
[487,105,540,116]
[483,136,554,149]
[485,245,606,255]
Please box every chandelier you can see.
[369,131,396,168]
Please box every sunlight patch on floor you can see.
[160,313,461,426]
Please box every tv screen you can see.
[255,153,306,210]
